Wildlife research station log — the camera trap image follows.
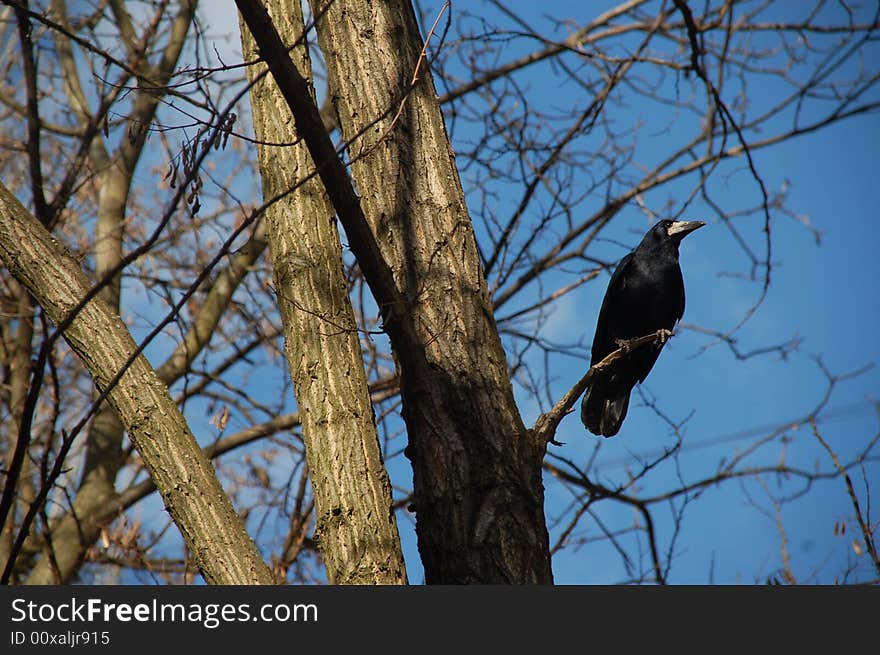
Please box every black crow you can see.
[581,219,705,437]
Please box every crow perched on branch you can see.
[581,220,705,437]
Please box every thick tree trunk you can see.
[304,0,553,583]
[239,0,407,584]
[0,182,276,585]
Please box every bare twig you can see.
[810,418,880,576]
[531,329,672,445]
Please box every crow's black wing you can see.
[590,252,634,365]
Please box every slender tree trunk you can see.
[24,0,198,585]
[240,0,407,584]
[0,182,276,585]
[0,282,36,580]
[237,0,553,583]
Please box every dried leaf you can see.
[218,406,229,432]
[210,406,230,432]
[251,465,270,487]
[852,539,863,556]
[100,526,110,549]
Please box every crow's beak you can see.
[666,220,706,240]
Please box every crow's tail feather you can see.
[580,374,631,438]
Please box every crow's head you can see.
[642,219,706,251]
[663,219,705,241]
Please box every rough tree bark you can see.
[22,0,199,584]
[238,0,553,582]
[311,0,553,583]
[239,0,407,584]
[0,281,35,575]
[0,182,276,585]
